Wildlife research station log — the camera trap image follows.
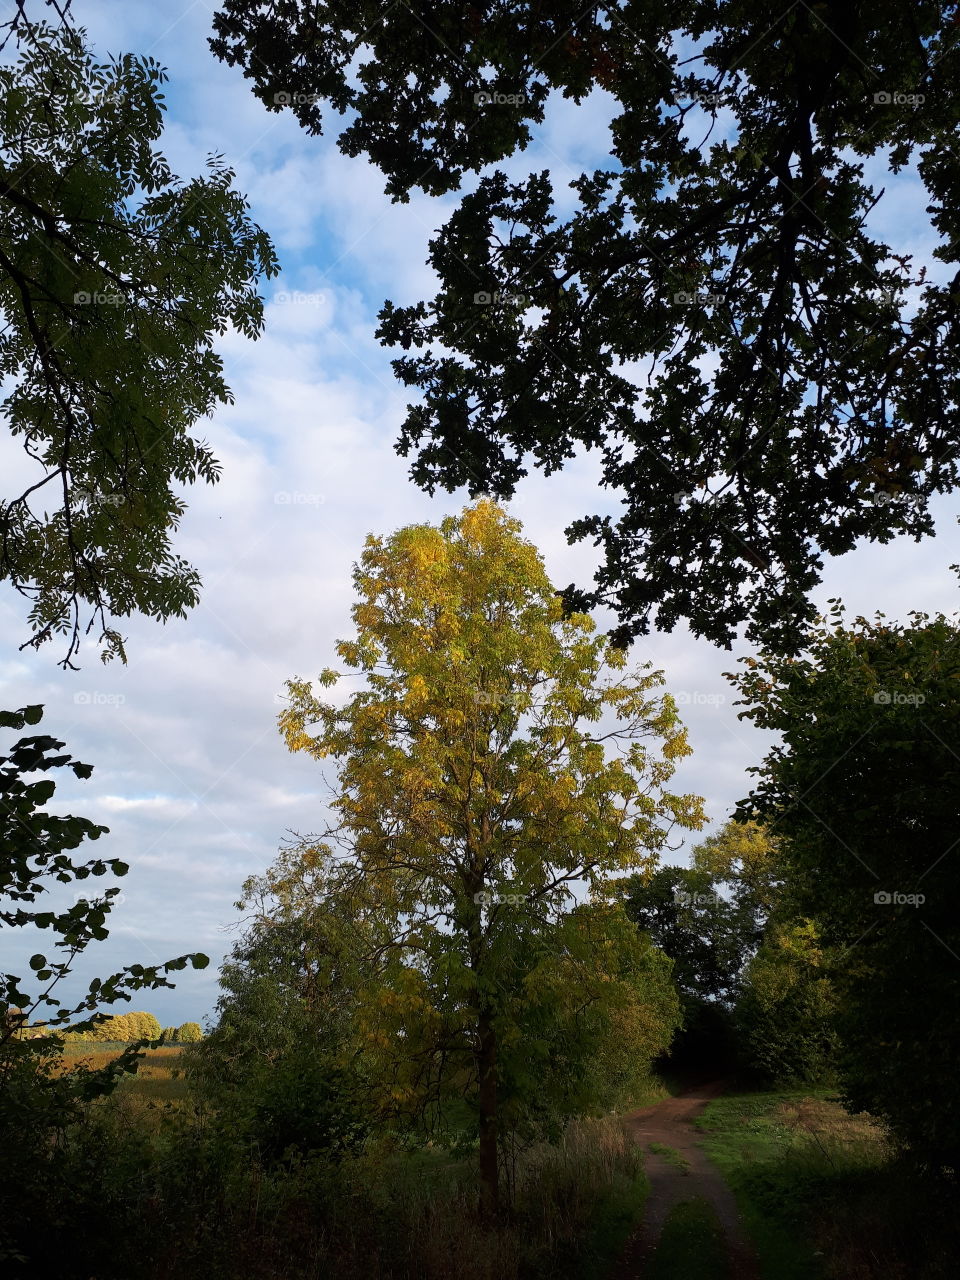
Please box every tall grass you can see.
[17,1064,647,1280]
[55,1045,189,1106]
[697,1091,960,1280]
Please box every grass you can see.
[58,1044,189,1107]
[332,1112,654,1279]
[648,1141,691,1173]
[46,1078,651,1280]
[630,1071,685,1109]
[696,1090,960,1280]
[647,1198,731,1280]
[567,1146,648,1279]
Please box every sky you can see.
[1,0,957,1026]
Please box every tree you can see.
[174,1021,202,1043]
[735,920,838,1085]
[731,606,960,1168]
[189,844,378,1161]
[690,819,781,927]
[125,1011,161,1041]
[0,704,208,1268]
[210,0,957,651]
[493,900,680,1147]
[0,19,278,665]
[623,819,780,1007]
[622,821,779,1070]
[623,865,740,1000]
[277,501,704,1212]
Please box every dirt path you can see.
[611,1080,761,1279]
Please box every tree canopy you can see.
[0,19,278,665]
[277,500,704,1211]
[622,818,777,1007]
[732,606,960,1167]
[212,0,957,650]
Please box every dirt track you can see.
[610,1080,761,1278]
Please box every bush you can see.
[734,923,838,1085]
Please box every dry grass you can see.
[55,1045,189,1106]
[318,1114,646,1280]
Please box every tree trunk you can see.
[477,1007,499,1218]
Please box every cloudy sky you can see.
[1,0,957,1025]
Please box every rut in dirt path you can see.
[610,1080,761,1279]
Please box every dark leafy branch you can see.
[0,19,278,666]
[211,0,960,650]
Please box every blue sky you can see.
[1,0,957,1026]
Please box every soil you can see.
[610,1079,761,1278]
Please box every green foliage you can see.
[622,820,780,1071]
[189,848,371,1161]
[0,20,278,664]
[0,704,208,1271]
[731,608,960,1167]
[212,1,956,650]
[735,923,839,1086]
[175,1021,202,1043]
[495,905,681,1143]
[275,502,703,1207]
[623,863,749,1006]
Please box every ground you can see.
[612,1081,760,1279]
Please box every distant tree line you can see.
[56,1013,202,1043]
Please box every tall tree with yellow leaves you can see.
[279,502,704,1213]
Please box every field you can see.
[59,1043,189,1105]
